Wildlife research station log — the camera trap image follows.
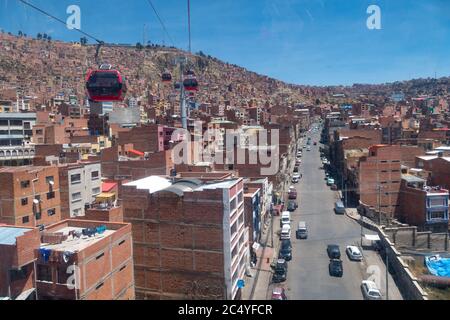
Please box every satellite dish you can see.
[62,251,73,263]
[49,180,54,186]
[33,199,39,204]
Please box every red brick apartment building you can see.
[359,145,402,219]
[122,176,249,300]
[35,220,134,300]
[0,225,40,300]
[415,154,450,189]
[0,166,61,227]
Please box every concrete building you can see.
[0,225,40,300]
[58,161,102,219]
[122,176,248,300]
[36,219,134,300]
[398,175,449,232]
[0,166,61,227]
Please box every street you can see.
[270,125,403,300]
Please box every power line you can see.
[145,0,175,47]
[17,0,103,43]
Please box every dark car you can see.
[288,190,297,200]
[327,244,341,259]
[287,200,298,212]
[278,240,292,261]
[281,239,292,249]
[329,259,343,277]
[272,259,288,283]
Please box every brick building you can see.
[359,145,402,219]
[36,219,134,300]
[0,225,40,300]
[0,166,61,227]
[122,176,249,300]
[415,154,450,189]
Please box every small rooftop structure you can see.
[0,226,31,245]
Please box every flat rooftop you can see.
[40,226,115,252]
[0,226,32,245]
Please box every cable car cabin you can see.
[86,68,127,102]
[183,76,198,92]
[162,71,172,83]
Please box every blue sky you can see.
[1,0,450,86]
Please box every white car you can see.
[297,152,302,157]
[346,246,363,261]
[361,280,382,300]
[292,173,301,179]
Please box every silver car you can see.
[361,280,382,300]
[346,246,363,261]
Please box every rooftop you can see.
[40,226,114,252]
[0,226,32,245]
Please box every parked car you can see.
[278,239,292,261]
[326,178,335,186]
[296,151,302,157]
[361,280,382,300]
[306,146,311,151]
[287,200,298,212]
[346,246,363,261]
[330,184,338,190]
[295,159,302,166]
[334,200,345,214]
[280,211,291,227]
[271,287,287,300]
[327,244,341,259]
[272,259,288,283]
[281,239,292,250]
[280,224,291,240]
[314,142,317,146]
[291,176,299,184]
[329,259,343,277]
[288,189,297,200]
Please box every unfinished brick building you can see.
[122,176,248,300]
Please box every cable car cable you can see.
[145,0,175,47]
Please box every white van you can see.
[280,211,291,227]
[280,224,291,240]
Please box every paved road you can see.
[279,125,403,300]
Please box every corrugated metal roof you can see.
[0,227,30,245]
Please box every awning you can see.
[102,182,117,193]
[364,234,380,241]
[96,192,116,201]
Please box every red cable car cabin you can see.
[183,76,198,92]
[86,67,127,102]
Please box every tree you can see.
[136,42,143,50]
[18,31,23,37]
[43,33,48,40]
[80,37,88,45]
[47,36,52,42]
[37,33,42,40]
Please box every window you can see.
[45,176,54,184]
[57,266,69,284]
[72,208,82,217]
[47,191,55,200]
[21,198,28,206]
[37,265,52,282]
[231,221,237,236]
[0,120,8,126]
[47,208,56,216]
[91,171,99,180]
[237,191,243,204]
[0,130,8,135]
[20,180,30,188]
[35,212,42,220]
[92,187,100,195]
[428,211,447,221]
[10,266,28,281]
[70,173,81,184]
[10,120,22,126]
[429,198,447,207]
[71,192,82,202]
[9,130,23,135]
[230,198,237,212]
[22,216,29,224]
[36,129,43,135]
[23,122,31,129]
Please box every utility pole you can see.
[377,185,382,226]
[386,250,389,300]
[177,56,188,129]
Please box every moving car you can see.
[278,239,292,261]
[296,221,308,239]
[361,280,382,300]
[271,287,287,300]
[334,200,345,214]
[327,244,341,259]
[306,146,311,151]
[329,259,343,277]
[346,246,363,261]
[272,259,288,283]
